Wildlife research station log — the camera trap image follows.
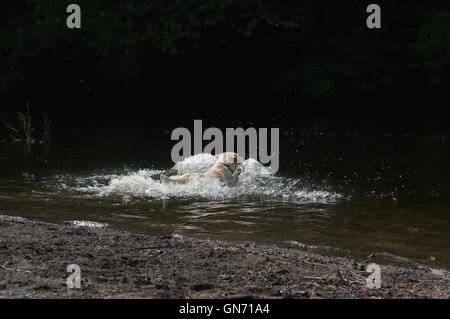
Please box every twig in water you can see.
[1,265,32,273]
[42,109,51,143]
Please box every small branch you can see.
[1,103,51,143]
[0,117,22,141]
[42,109,51,143]
[1,265,33,273]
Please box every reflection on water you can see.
[1,120,449,269]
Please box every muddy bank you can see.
[0,215,448,298]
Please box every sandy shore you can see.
[0,215,448,299]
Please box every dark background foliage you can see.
[0,0,449,128]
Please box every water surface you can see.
[1,120,449,269]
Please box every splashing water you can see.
[50,154,342,203]
[173,153,217,174]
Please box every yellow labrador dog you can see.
[160,152,241,186]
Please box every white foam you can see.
[70,220,108,228]
[0,215,27,222]
[53,154,342,203]
[174,153,217,175]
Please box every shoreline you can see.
[0,215,448,298]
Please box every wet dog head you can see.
[215,152,241,172]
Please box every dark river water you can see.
[1,119,449,269]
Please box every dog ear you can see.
[233,154,238,164]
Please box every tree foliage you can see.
[0,0,448,108]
